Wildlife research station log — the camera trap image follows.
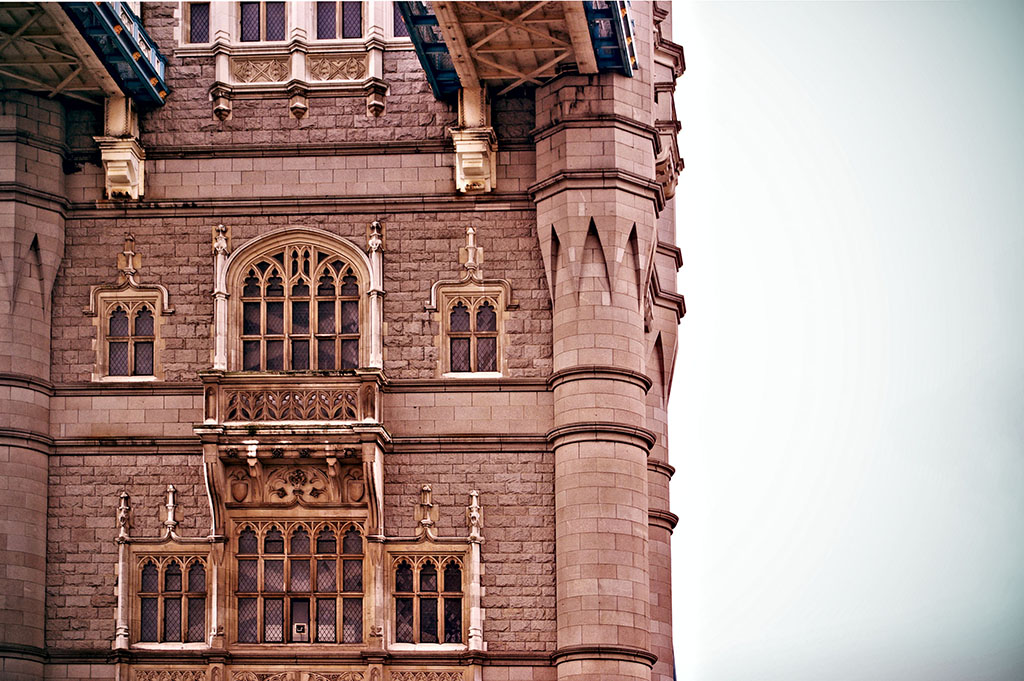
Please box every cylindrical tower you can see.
[532,5,663,679]
[0,91,65,681]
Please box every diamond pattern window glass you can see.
[393,2,410,38]
[240,1,285,42]
[341,2,362,38]
[188,3,209,43]
[392,557,464,644]
[105,303,156,376]
[445,298,501,374]
[135,558,207,644]
[233,521,363,644]
[316,1,336,39]
[237,245,360,371]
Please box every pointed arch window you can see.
[446,298,499,373]
[238,246,361,371]
[137,557,207,643]
[103,302,156,376]
[234,521,364,644]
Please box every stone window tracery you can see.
[446,298,498,373]
[237,245,361,371]
[137,557,207,644]
[234,521,365,644]
[106,302,155,376]
[392,556,463,645]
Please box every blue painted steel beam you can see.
[61,2,170,107]
[396,1,461,100]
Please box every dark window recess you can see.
[165,563,182,592]
[444,562,461,592]
[135,307,155,335]
[141,562,159,592]
[317,528,337,553]
[341,2,361,38]
[189,3,210,42]
[395,597,414,643]
[450,338,470,372]
[342,596,362,643]
[240,2,260,41]
[291,528,310,554]
[109,342,130,375]
[477,337,497,372]
[393,2,409,37]
[420,563,437,592]
[265,527,285,553]
[134,341,154,375]
[291,598,310,641]
[317,1,336,39]
[239,528,258,554]
[444,597,462,643]
[419,597,438,643]
[395,562,413,592]
[265,2,286,40]
[342,528,361,554]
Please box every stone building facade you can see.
[0,2,684,681]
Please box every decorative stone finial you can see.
[163,484,178,535]
[368,220,384,253]
[460,226,484,280]
[116,491,131,541]
[116,233,140,284]
[467,489,483,542]
[416,484,438,539]
[213,224,229,256]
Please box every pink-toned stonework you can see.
[0,2,682,680]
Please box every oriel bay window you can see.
[393,557,463,644]
[235,522,364,644]
[239,246,360,371]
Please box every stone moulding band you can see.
[647,458,676,479]
[527,168,666,211]
[551,644,658,668]
[546,421,657,451]
[0,428,54,453]
[547,364,653,393]
[0,371,55,395]
[649,507,680,532]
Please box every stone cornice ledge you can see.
[547,421,657,451]
[649,507,680,532]
[528,168,666,212]
[552,644,658,668]
[0,372,55,395]
[548,365,652,393]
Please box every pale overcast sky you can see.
[670,2,1024,680]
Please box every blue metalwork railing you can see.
[62,2,170,106]
[583,0,637,76]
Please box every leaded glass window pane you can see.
[291,558,311,592]
[477,337,496,372]
[450,338,470,372]
[420,563,437,592]
[266,301,284,334]
[444,562,461,592]
[140,597,158,641]
[109,308,129,336]
[134,341,154,375]
[341,300,358,334]
[135,307,155,335]
[394,2,409,37]
[342,527,361,554]
[239,528,258,554]
[477,302,496,331]
[342,597,362,643]
[340,272,358,295]
[245,299,263,332]
[291,598,310,641]
[189,562,206,593]
[291,527,310,554]
[419,597,438,643]
[444,597,462,643]
[264,560,285,592]
[243,272,260,296]
[164,597,182,641]
[238,597,258,642]
[266,273,284,296]
[240,2,260,41]
[318,338,336,369]
[450,302,470,332]
[238,560,258,592]
[109,342,129,375]
[342,559,362,592]
[316,528,336,553]
[264,598,284,642]
[395,597,413,643]
[316,598,336,642]
[266,339,284,370]
[341,2,361,38]
[141,562,159,592]
[187,597,206,642]
[165,563,182,592]
[243,340,260,370]
[292,340,309,370]
[341,339,358,369]
[189,3,209,43]
[316,559,336,592]
[317,1,336,39]
[265,527,285,553]
[292,301,309,333]
[318,300,336,333]
[395,562,413,592]
[265,1,286,41]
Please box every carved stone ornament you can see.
[232,673,292,681]
[232,57,290,83]
[389,673,463,681]
[135,671,207,681]
[267,466,331,505]
[225,388,358,422]
[308,56,366,81]
[308,673,364,681]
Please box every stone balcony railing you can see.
[199,370,382,427]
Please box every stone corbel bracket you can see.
[450,126,497,193]
[94,136,145,200]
